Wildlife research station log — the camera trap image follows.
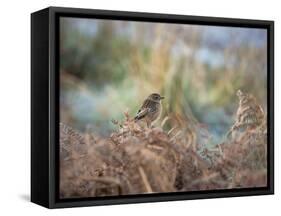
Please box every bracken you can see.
[60,100,267,198]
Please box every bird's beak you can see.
[160,96,165,100]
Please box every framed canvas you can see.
[31,6,274,208]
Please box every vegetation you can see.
[59,18,267,198]
[60,19,267,138]
[60,101,267,198]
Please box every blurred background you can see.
[60,17,267,140]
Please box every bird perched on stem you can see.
[134,93,164,128]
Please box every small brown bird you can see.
[134,93,164,127]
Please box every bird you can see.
[134,93,164,128]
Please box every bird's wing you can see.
[134,99,151,120]
[134,108,149,120]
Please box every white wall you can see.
[0,0,279,215]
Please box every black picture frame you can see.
[31,6,274,209]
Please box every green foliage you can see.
[60,18,267,139]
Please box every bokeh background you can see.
[60,17,267,142]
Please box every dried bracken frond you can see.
[60,91,267,198]
[227,90,265,139]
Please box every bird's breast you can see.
[149,102,162,122]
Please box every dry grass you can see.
[60,109,267,198]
